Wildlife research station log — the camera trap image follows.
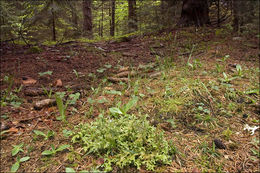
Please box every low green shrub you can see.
[71,113,175,171]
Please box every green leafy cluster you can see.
[71,114,174,171]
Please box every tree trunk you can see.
[179,0,210,27]
[232,0,239,32]
[71,3,78,28]
[51,6,56,41]
[110,0,115,36]
[82,0,93,37]
[101,0,104,37]
[127,0,137,33]
[217,0,220,27]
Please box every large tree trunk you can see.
[179,0,210,27]
[71,2,78,29]
[232,0,239,32]
[82,0,93,37]
[127,0,137,33]
[110,0,115,36]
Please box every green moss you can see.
[26,46,43,54]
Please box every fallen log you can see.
[34,99,56,110]
[108,77,129,83]
[114,71,136,78]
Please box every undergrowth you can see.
[71,113,175,171]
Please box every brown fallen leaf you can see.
[54,79,62,87]
[96,158,104,165]
[22,77,37,86]
[192,167,200,173]
[119,66,129,72]
[7,127,19,133]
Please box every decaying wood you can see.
[108,77,129,83]
[24,87,49,96]
[114,71,136,78]
[149,71,162,78]
[34,99,56,110]
[119,66,129,72]
[122,52,137,57]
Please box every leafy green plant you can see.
[55,92,80,122]
[109,96,138,117]
[97,68,106,73]
[12,143,24,156]
[65,168,88,173]
[62,129,73,138]
[215,63,223,73]
[105,90,122,96]
[42,144,70,156]
[104,64,112,69]
[235,64,243,77]
[42,85,53,98]
[71,113,175,171]
[65,168,76,173]
[219,72,238,83]
[38,71,53,77]
[222,127,233,140]
[217,55,230,63]
[33,130,55,140]
[187,59,202,70]
[11,156,30,172]
[1,75,23,108]
[244,88,259,95]
[73,69,79,79]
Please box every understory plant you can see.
[55,92,80,122]
[71,113,175,171]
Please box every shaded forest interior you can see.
[0,0,259,173]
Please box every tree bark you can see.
[71,2,78,28]
[51,6,56,41]
[179,0,210,27]
[232,0,239,32]
[101,0,104,37]
[128,0,137,33]
[110,0,115,36]
[82,0,93,37]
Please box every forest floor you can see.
[0,27,259,172]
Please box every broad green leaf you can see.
[62,129,72,138]
[123,96,139,114]
[55,94,65,120]
[42,150,54,155]
[65,167,76,173]
[33,130,46,137]
[38,71,52,76]
[97,68,106,73]
[20,156,30,162]
[12,143,24,156]
[244,89,259,95]
[97,97,108,104]
[46,130,55,138]
[11,162,19,172]
[79,171,88,173]
[56,144,70,152]
[223,72,227,79]
[104,64,112,68]
[87,97,95,104]
[109,107,123,115]
[68,93,80,105]
[106,90,122,95]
